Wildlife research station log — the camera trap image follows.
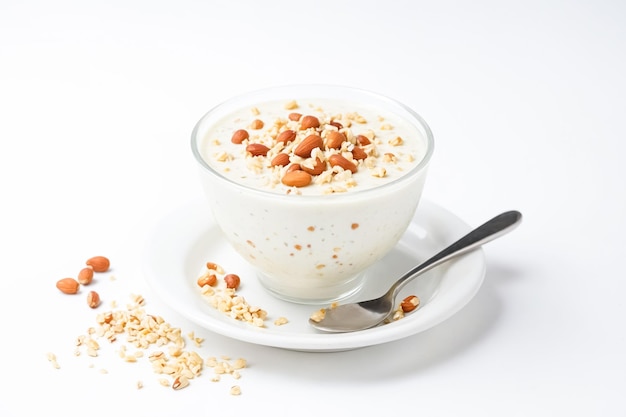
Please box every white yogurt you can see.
[192,85,433,303]
[200,99,427,195]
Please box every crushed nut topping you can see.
[205,99,421,194]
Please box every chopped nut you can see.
[284,100,298,110]
[309,309,326,323]
[73,292,250,393]
[400,295,420,313]
[389,136,404,146]
[274,317,289,326]
[47,352,61,369]
[87,291,101,309]
[172,376,190,390]
[197,272,217,287]
[206,262,225,274]
[372,167,387,178]
[207,97,421,198]
[383,152,397,163]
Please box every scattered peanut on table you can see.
[50,255,249,394]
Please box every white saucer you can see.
[143,199,486,352]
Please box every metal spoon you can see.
[309,210,522,332]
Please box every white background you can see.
[1,0,625,415]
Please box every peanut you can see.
[231,129,249,144]
[206,262,223,272]
[245,143,270,157]
[301,157,325,175]
[294,134,323,158]
[356,134,371,145]
[329,120,343,129]
[250,119,264,130]
[325,131,346,149]
[87,291,101,308]
[77,266,94,285]
[328,154,357,173]
[56,278,80,294]
[270,153,290,167]
[351,146,368,160]
[86,256,110,272]
[224,274,241,289]
[400,295,420,313]
[300,115,320,130]
[281,170,312,187]
[276,129,297,144]
[286,163,302,173]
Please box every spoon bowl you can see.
[309,210,522,332]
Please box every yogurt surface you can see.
[198,98,428,195]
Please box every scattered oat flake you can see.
[284,100,298,110]
[172,376,190,390]
[67,292,248,394]
[274,317,289,326]
[230,385,242,396]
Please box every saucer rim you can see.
[143,199,486,352]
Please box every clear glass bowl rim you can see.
[190,84,434,202]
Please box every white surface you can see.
[144,199,486,351]
[1,0,624,415]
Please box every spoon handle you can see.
[388,210,522,298]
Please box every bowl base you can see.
[255,270,367,305]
